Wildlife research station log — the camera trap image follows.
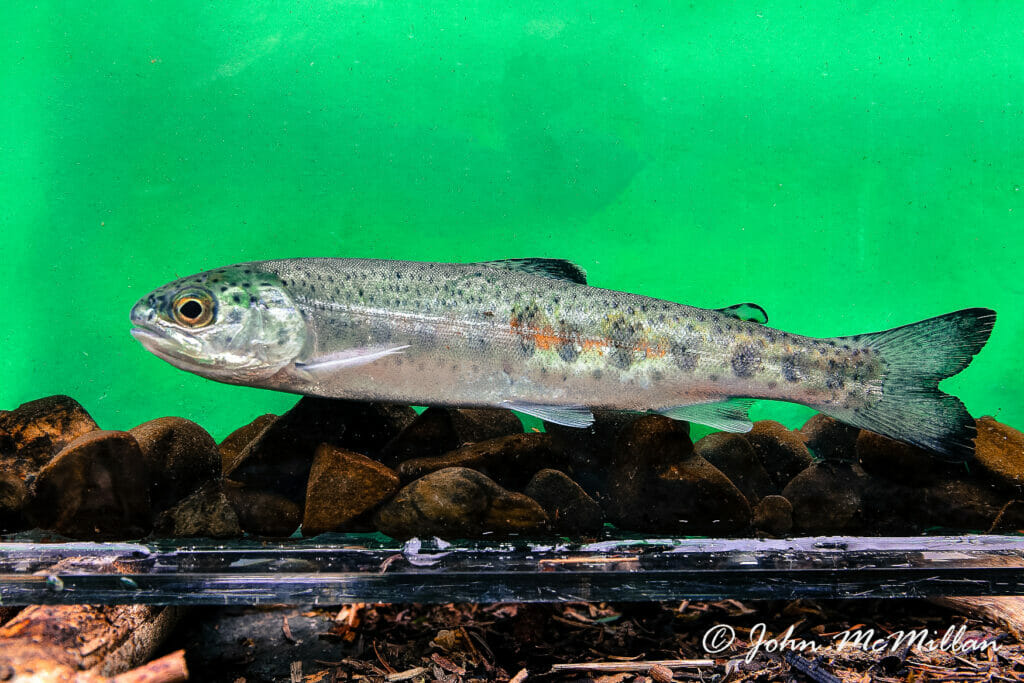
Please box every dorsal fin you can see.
[716,302,768,324]
[472,258,587,285]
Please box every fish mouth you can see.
[130,324,202,369]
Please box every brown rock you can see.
[223,482,302,537]
[752,495,793,537]
[397,433,561,489]
[801,414,860,462]
[781,463,865,535]
[607,416,751,534]
[523,469,603,534]
[129,417,220,512]
[227,398,416,501]
[694,432,775,503]
[862,477,1024,535]
[0,471,28,532]
[0,395,99,480]
[544,410,662,500]
[219,414,278,474]
[614,415,693,469]
[974,417,1024,490]
[374,467,547,539]
[28,430,150,539]
[857,430,965,487]
[989,500,1024,533]
[154,482,241,538]
[378,407,523,466]
[302,444,400,536]
[743,420,813,489]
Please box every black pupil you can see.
[179,300,203,320]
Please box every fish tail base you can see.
[825,307,996,460]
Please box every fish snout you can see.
[130,299,157,327]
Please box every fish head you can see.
[130,264,307,382]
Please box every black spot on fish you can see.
[232,295,241,304]
[825,360,845,390]
[592,368,603,379]
[731,344,761,377]
[610,347,633,370]
[558,342,578,363]
[670,342,698,371]
[652,369,664,381]
[781,355,801,382]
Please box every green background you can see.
[3,2,1021,440]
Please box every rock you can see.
[0,395,99,480]
[129,417,220,512]
[781,463,865,535]
[924,480,1024,531]
[973,416,1024,490]
[28,430,151,539]
[223,482,302,537]
[743,420,813,490]
[523,469,603,534]
[453,408,525,442]
[989,500,1024,533]
[154,483,241,538]
[302,444,400,536]
[857,430,964,487]
[227,398,416,501]
[801,414,860,462]
[219,414,278,474]
[862,478,1024,534]
[614,415,693,468]
[607,415,751,534]
[378,408,523,466]
[752,495,793,537]
[544,410,667,500]
[694,432,775,503]
[0,471,28,532]
[396,433,562,490]
[374,467,547,539]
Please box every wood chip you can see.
[290,660,303,683]
[550,659,715,673]
[283,615,299,644]
[509,668,528,683]
[385,666,428,681]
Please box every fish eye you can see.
[172,293,215,327]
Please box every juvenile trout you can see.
[129,258,995,459]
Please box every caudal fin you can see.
[834,308,996,460]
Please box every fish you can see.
[129,257,996,459]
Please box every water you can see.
[4,2,1022,439]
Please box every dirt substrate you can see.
[153,599,1023,682]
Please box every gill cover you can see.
[130,264,307,382]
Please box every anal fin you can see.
[658,399,755,432]
[502,401,595,428]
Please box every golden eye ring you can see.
[172,294,214,327]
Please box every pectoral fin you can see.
[502,401,595,427]
[658,399,755,432]
[715,303,768,324]
[294,345,411,378]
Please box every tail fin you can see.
[834,308,996,460]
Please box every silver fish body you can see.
[130,257,995,459]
